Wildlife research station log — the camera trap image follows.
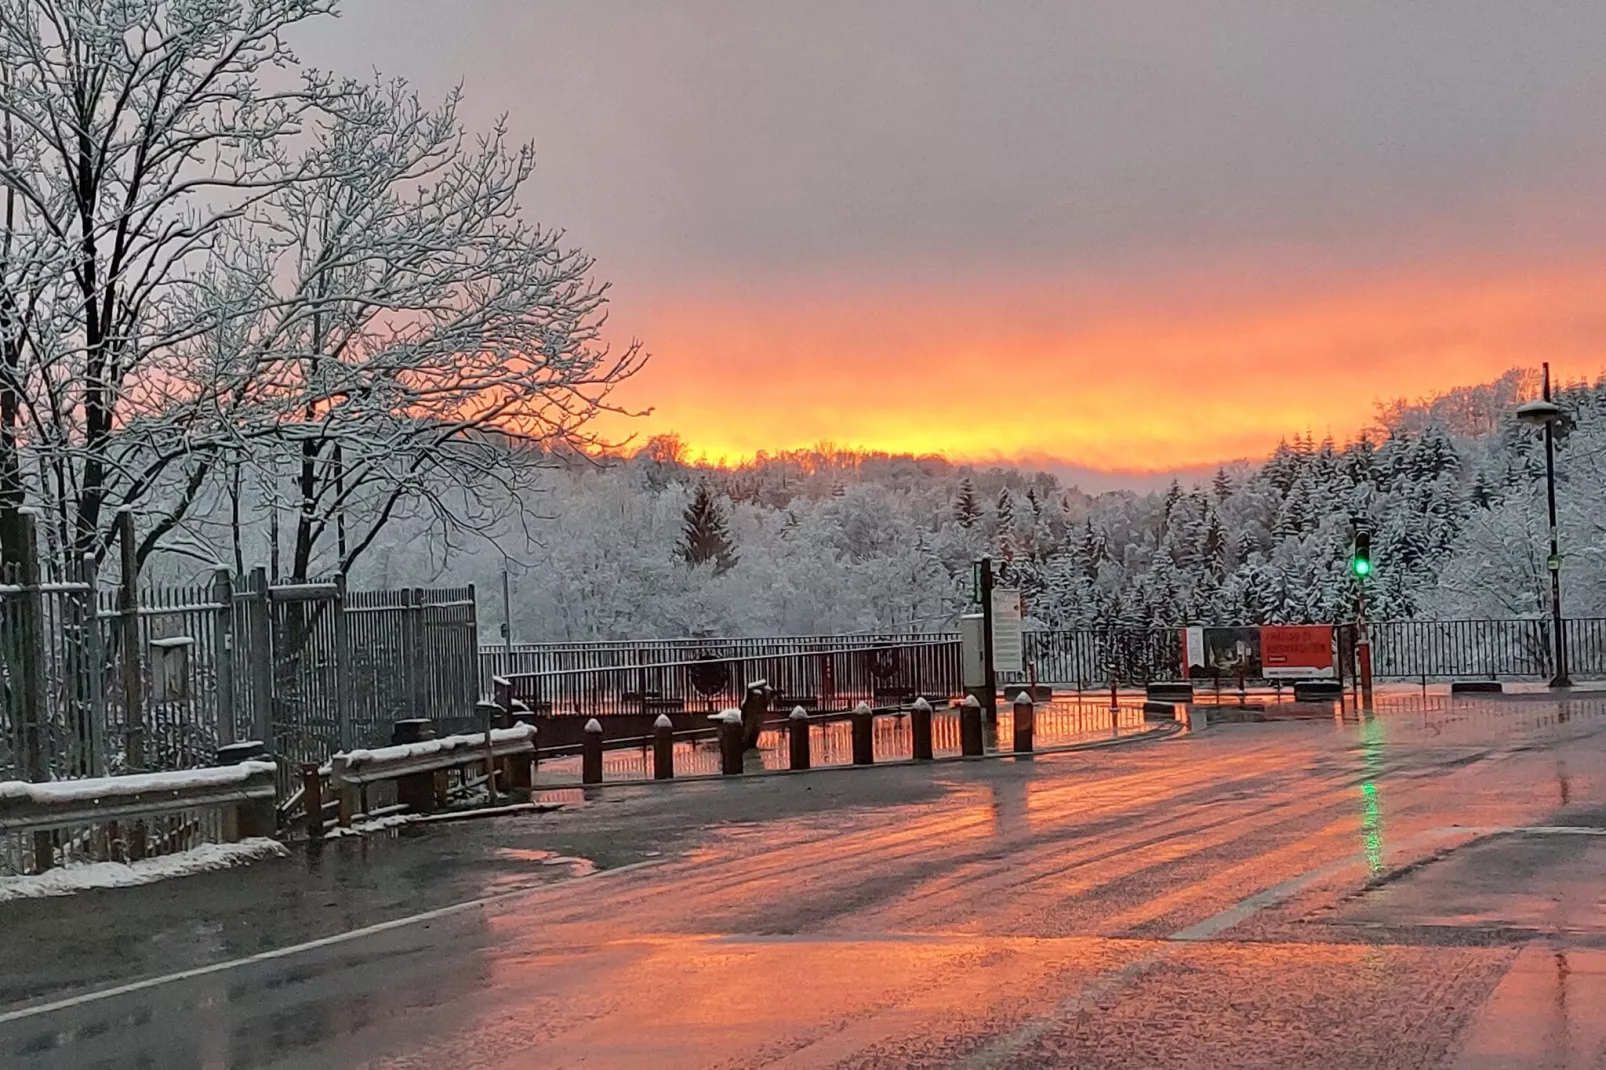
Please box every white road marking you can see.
[0,858,663,1026]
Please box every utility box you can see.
[149,636,194,703]
[960,613,986,689]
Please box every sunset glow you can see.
[608,257,1606,471]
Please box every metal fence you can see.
[487,619,1606,700]
[494,639,963,719]
[1369,618,1606,681]
[1,566,479,784]
[480,632,941,693]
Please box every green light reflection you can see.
[1358,714,1386,875]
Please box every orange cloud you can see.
[597,256,1606,470]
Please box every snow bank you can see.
[338,723,535,769]
[0,839,287,901]
[0,762,276,805]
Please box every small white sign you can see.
[991,588,1024,674]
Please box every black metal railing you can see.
[493,640,962,719]
[480,632,942,696]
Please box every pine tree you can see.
[1212,467,1233,503]
[1202,513,1226,575]
[679,484,738,573]
[954,478,981,528]
[996,487,1015,531]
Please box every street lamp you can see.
[1515,362,1570,688]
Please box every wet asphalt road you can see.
[6,689,1606,1068]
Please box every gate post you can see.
[79,552,105,777]
[407,587,426,716]
[333,574,354,753]
[248,567,273,747]
[212,567,236,747]
[117,508,144,770]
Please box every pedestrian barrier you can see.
[321,724,538,831]
[0,762,277,871]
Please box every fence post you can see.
[333,574,353,753]
[10,511,52,871]
[117,508,144,770]
[582,718,604,783]
[212,567,237,747]
[79,552,105,777]
[788,706,811,770]
[407,586,426,716]
[248,567,273,747]
[217,740,272,840]
[1012,691,1034,755]
[911,696,933,761]
[960,694,984,757]
[302,761,325,840]
[851,701,874,765]
[653,714,674,780]
[463,583,479,718]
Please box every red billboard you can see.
[1260,625,1335,679]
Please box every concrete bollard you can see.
[960,694,984,757]
[302,762,324,840]
[653,714,675,780]
[1012,691,1034,755]
[582,718,604,784]
[851,701,874,765]
[788,706,811,770]
[716,710,744,775]
[910,697,934,761]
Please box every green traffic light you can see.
[1352,558,1371,577]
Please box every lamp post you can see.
[1515,362,1570,688]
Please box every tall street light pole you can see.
[1516,362,1571,688]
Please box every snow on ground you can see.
[0,839,287,901]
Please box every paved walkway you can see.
[5,690,1606,1067]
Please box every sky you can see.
[297,2,1606,478]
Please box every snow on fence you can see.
[330,724,536,786]
[0,762,277,875]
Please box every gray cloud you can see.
[298,1,1606,282]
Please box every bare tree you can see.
[0,1,643,580]
[203,78,643,579]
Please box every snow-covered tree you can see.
[0,1,641,580]
[679,483,738,573]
